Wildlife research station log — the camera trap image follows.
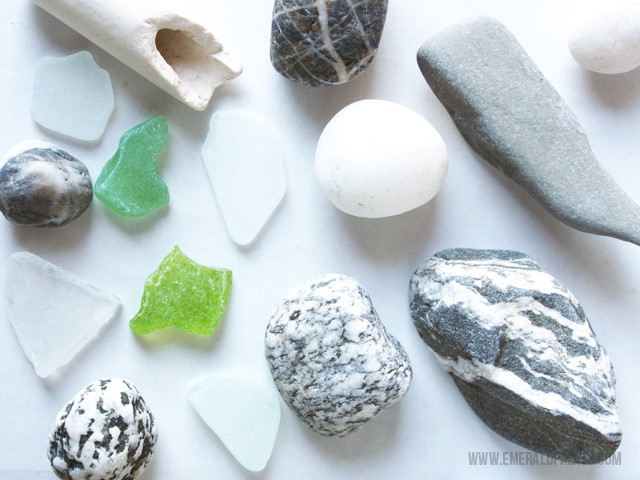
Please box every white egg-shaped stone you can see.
[568,1,640,74]
[315,99,448,218]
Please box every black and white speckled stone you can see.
[409,248,621,464]
[0,141,92,227]
[270,0,388,86]
[417,16,640,246]
[265,273,412,437]
[48,379,157,480]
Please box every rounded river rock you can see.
[48,379,157,480]
[0,141,92,227]
[270,0,388,86]
[409,248,621,464]
[265,273,412,437]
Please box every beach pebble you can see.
[265,273,412,438]
[48,379,157,480]
[270,0,388,86]
[409,248,621,464]
[568,1,640,74]
[315,100,448,218]
[417,16,640,246]
[0,141,93,227]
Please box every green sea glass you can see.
[130,246,232,335]
[95,116,169,218]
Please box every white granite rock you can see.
[31,51,114,141]
[568,0,640,74]
[265,273,412,437]
[201,111,287,245]
[48,379,157,480]
[4,252,120,377]
[315,99,448,218]
[188,373,281,471]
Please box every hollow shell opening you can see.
[155,28,217,99]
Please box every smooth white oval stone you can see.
[187,373,281,472]
[568,1,640,74]
[315,99,448,218]
[31,51,114,141]
[201,111,287,245]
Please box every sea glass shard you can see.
[188,373,281,471]
[94,116,169,218]
[31,51,114,141]
[201,112,287,245]
[3,252,120,377]
[130,246,232,335]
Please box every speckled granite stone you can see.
[417,16,640,246]
[409,248,621,464]
[270,0,388,86]
[0,141,92,227]
[48,379,157,480]
[265,273,412,437]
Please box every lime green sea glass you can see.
[95,116,169,218]
[130,246,232,335]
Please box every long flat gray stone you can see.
[417,16,640,246]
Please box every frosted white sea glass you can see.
[187,373,281,472]
[4,252,120,377]
[201,111,287,245]
[31,51,114,141]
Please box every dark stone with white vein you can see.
[265,273,412,437]
[270,0,388,86]
[48,379,157,480]
[409,248,621,464]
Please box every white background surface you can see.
[1,0,640,479]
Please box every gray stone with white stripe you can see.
[409,248,621,464]
[265,273,412,437]
[270,0,388,86]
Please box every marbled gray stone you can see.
[417,16,640,246]
[270,0,388,86]
[48,379,157,480]
[0,141,92,227]
[265,273,412,437]
[409,248,621,464]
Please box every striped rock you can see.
[409,248,621,464]
[270,0,388,86]
[265,273,412,437]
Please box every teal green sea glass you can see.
[95,116,169,218]
[130,246,232,335]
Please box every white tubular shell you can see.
[32,0,243,110]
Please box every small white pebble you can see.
[568,0,640,74]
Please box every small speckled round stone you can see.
[265,273,412,438]
[48,379,157,480]
[0,141,92,227]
